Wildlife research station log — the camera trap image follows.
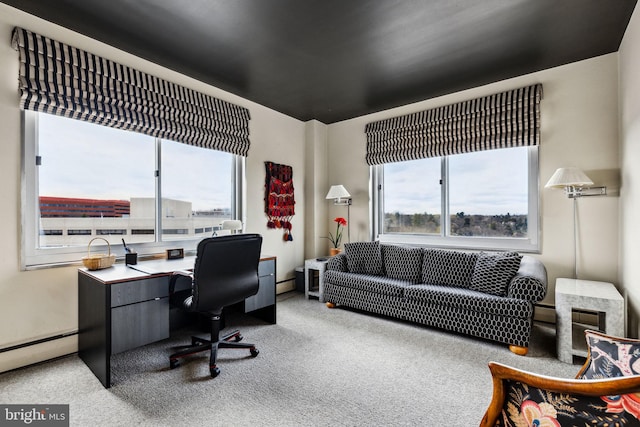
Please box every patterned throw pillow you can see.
[469,252,522,297]
[344,241,383,275]
[421,249,478,288]
[578,330,640,379]
[382,245,423,283]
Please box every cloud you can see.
[384,148,528,215]
[38,114,232,211]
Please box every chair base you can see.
[169,329,259,377]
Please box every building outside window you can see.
[23,111,242,268]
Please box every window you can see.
[67,230,92,236]
[23,111,243,268]
[372,146,539,252]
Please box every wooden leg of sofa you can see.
[509,345,528,356]
[326,302,336,308]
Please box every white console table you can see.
[555,278,624,364]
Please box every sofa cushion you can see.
[404,284,532,318]
[422,249,478,288]
[382,245,423,283]
[324,270,408,297]
[344,241,383,275]
[469,252,523,297]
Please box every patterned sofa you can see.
[323,242,547,355]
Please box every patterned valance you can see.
[365,84,542,165]
[11,27,251,156]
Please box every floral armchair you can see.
[480,330,640,426]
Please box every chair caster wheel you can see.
[250,348,259,357]
[235,334,243,342]
[210,366,220,378]
[170,359,179,369]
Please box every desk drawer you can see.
[258,259,275,277]
[111,277,168,307]
[246,270,276,312]
[111,297,169,354]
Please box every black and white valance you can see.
[365,84,542,165]
[11,27,251,156]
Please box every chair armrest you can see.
[169,270,193,294]
[506,255,547,302]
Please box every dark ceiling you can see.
[2,0,637,124]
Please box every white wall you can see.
[304,120,330,258]
[620,6,640,337]
[327,54,621,309]
[0,4,306,372]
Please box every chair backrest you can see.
[192,234,262,313]
[480,361,640,426]
[576,329,640,379]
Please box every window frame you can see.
[371,146,540,253]
[21,111,244,270]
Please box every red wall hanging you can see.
[264,161,295,241]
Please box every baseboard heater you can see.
[0,331,78,354]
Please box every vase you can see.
[330,248,342,256]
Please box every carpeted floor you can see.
[0,292,580,426]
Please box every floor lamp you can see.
[545,167,606,279]
[325,185,352,243]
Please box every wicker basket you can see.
[82,237,116,270]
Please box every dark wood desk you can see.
[78,255,276,388]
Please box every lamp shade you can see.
[221,219,243,230]
[545,167,593,189]
[326,185,351,200]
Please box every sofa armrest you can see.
[507,255,547,303]
[327,253,348,272]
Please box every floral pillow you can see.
[578,330,640,379]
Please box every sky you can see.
[38,113,232,212]
[384,147,528,216]
[38,113,527,216]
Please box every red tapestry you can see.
[264,161,295,241]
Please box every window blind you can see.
[364,84,542,165]
[11,27,251,156]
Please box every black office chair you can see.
[168,234,262,378]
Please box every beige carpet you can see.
[0,292,579,426]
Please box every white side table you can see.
[555,278,624,363]
[304,258,330,302]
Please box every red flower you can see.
[324,217,347,248]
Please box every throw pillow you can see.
[422,249,478,288]
[578,331,640,379]
[344,241,383,275]
[469,251,522,297]
[382,245,423,283]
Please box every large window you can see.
[372,146,539,252]
[23,111,243,268]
